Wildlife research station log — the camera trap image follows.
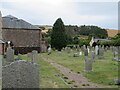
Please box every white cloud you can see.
[0,0,118,29]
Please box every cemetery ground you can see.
[40,49,119,88]
[2,48,119,88]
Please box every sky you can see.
[0,0,119,30]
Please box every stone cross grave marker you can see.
[2,60,40,88]
[6,47,14,62]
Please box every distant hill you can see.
[35,25,52,33]
[107,29,119,37]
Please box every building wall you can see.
[0,11,3,40]
[2,28,41,47]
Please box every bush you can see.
[79,39,90,46]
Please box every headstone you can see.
[84,48,88,56]
[6,47,14,62]
[73,45,76,51]
[73,53,79,57]
[27,53,32,60]
[114,79,120,85]
[95,45,99,55]
[58,52,62,56]
[2,60,40,88]
[41,41,47,52]
[77,46,80,52]
[79,51,82,56]
[84,56,93,72]
[48,47,52,55]
[87,47,90,53]
[91,51,95,62]
[67,47,71,53]
[98,47,104,59]
[32,50,39,64]
[17,54,22,60]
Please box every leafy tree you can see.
[79,25,108,38]
[51,18,68,50]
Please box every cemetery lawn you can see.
[42,50,119,88]
[40,57,70,88]
[21,54,69,88]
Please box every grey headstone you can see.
[91,51,95,62]
[2,60,40,88]
[98,47,104,59]
[84,48,88,56]
[67,47,71,53]
[114,79,120,85]
[73,53,79,57]
[17,54,22,60]
[84,56,93,72]
[58,52,62,56]
[32,50,39,64]
[6,47,14,62]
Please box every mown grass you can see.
[40,56,69,88]
[20,54,69,88]
[42,49,119,88]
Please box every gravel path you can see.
[41,55,106,88]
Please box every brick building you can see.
[0,11,44,54]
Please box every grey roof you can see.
[2,15,41,30]
[0,40,5,43]
[94,39,111,42]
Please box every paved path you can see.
[41,55,106,88]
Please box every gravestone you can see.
[95,45,99,55]
[58,52,62,56]
[73,53,79,57]
[27,53,32,60]
[73,45,76,51]
[87,47,90,53]
[79,51,82,56]
[17,54,22,60]
[32,50,39,64]
[84,48,88,56]
[77,46,80,52]
[114,79,120,85]
[98,47,104,59]
[6,47,14,62]
[84,56,93,72]
[67,47,71,53]
[91,51,95,62]
[2,60,40,88]
[48,47,52,55]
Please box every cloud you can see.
[0,0,118,29]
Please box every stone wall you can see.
[2,28,41,47]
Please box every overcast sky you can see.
[0,0,119,29]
